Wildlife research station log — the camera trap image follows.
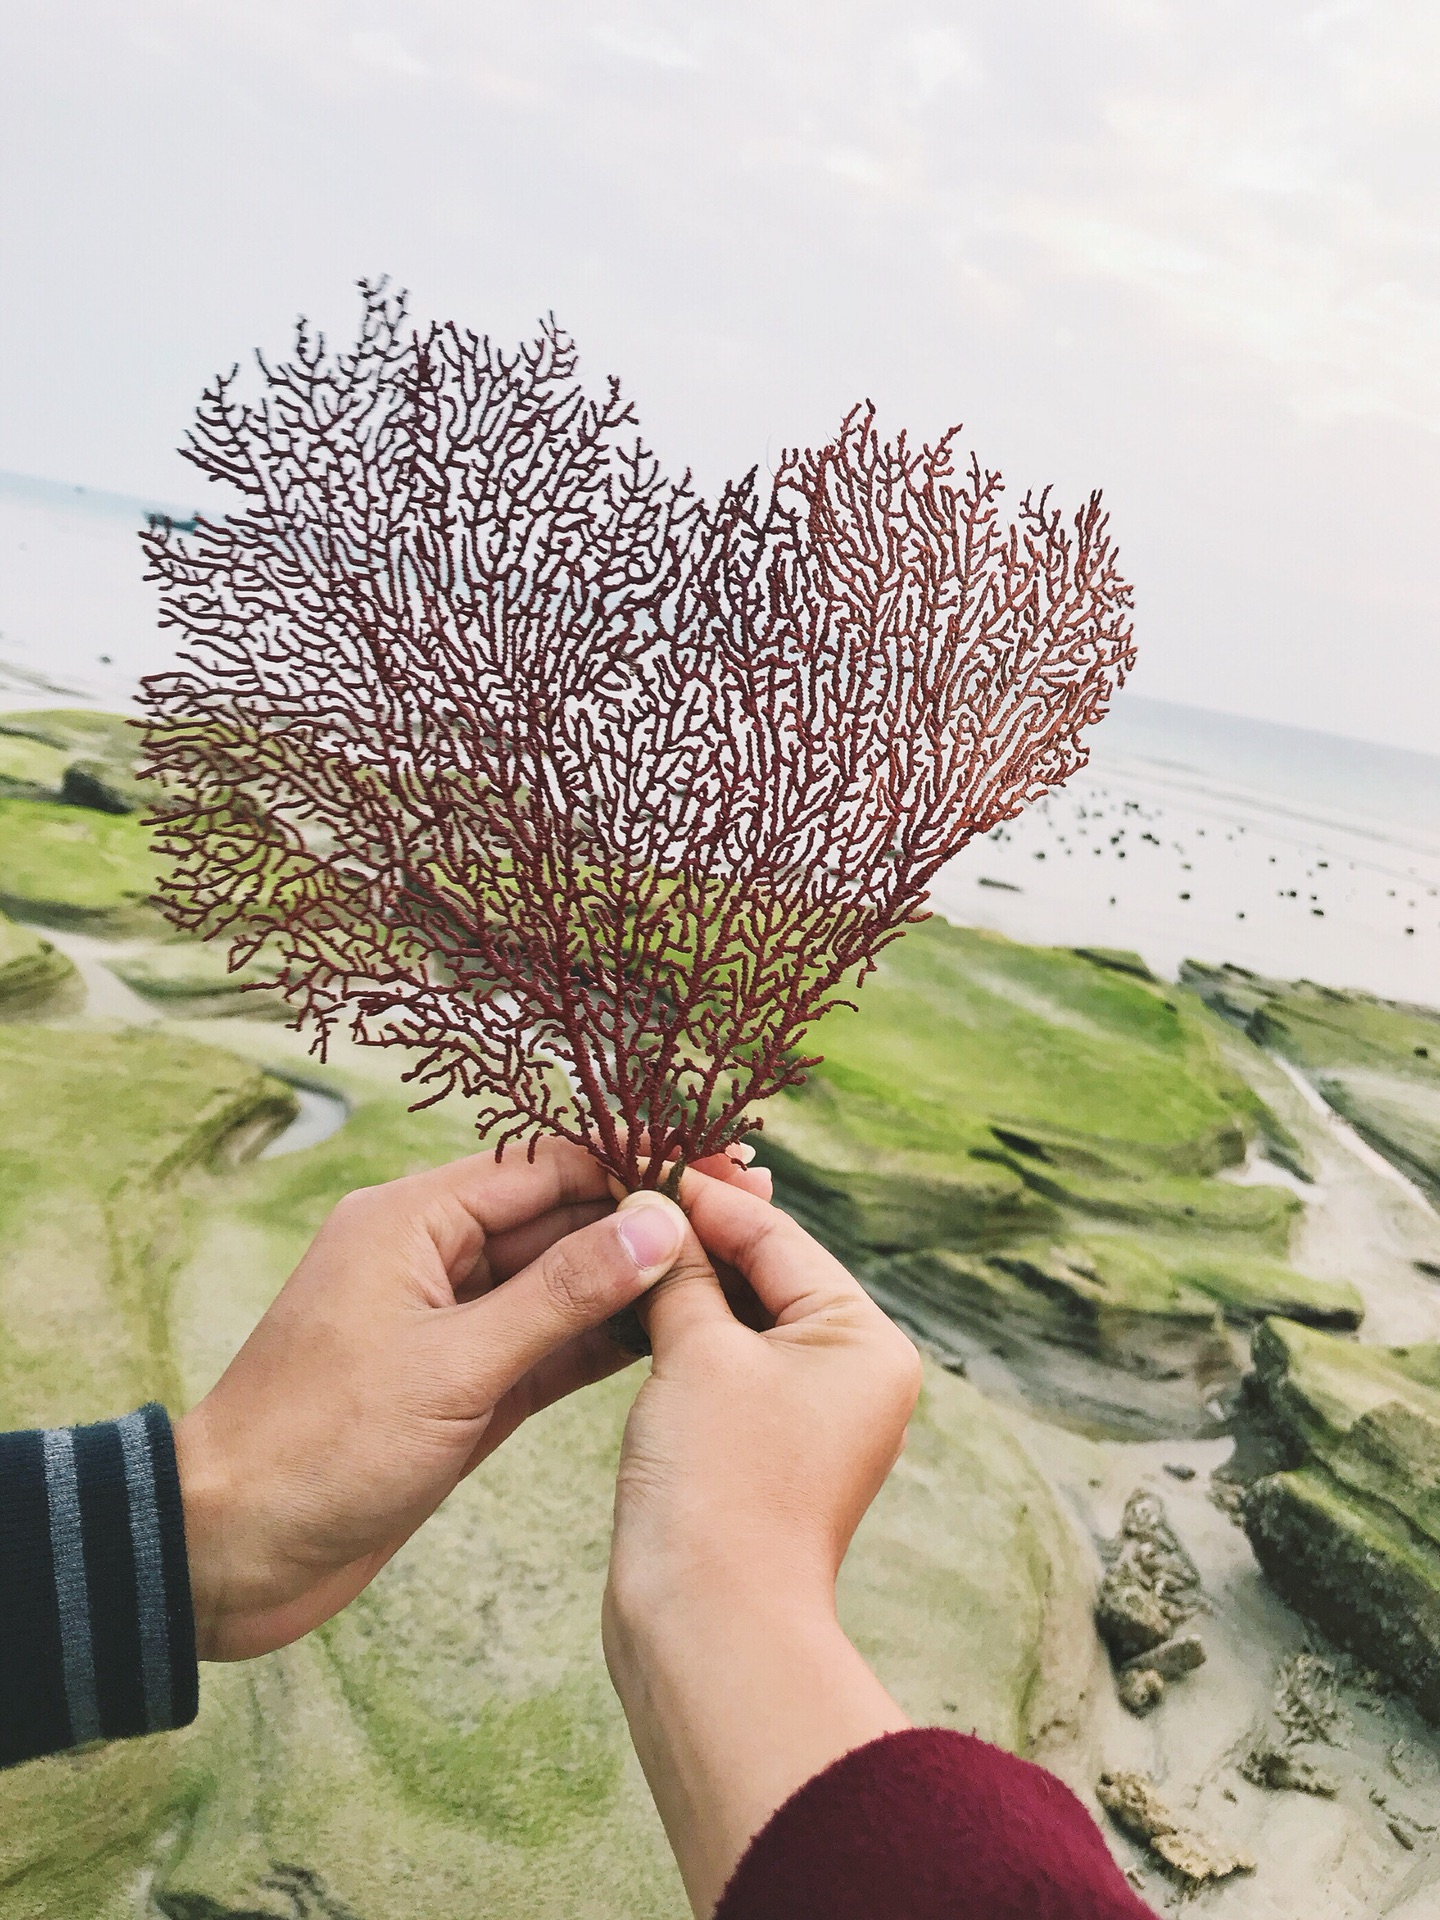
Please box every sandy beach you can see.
[935,710,1440,1009]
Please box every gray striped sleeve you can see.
[116,1410,174,1732]
[40,1427,102,1745]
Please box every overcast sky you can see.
[2,1,1437,751]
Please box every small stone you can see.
[1163,1463,1196,1481]
[1123,1633,1206,1682]
[1096,1573,1171,1661]
[1240,1743,1338,1797]
[60,758,143,815]
[1097,1771,1255,1885]
[1117,1668,1165,1716]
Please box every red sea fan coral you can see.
[138,281,1135,1190]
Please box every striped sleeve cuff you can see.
[0,1404,198,1769]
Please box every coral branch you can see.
[139,281,1135,1186]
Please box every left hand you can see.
[174,1136,769,1661]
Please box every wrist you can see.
[172,1400,249,1662]
[606,1512,840,1649]
[603,1567,907,1917]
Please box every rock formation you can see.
[1229,1317,1440,1721]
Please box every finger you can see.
[640,1224,743,1354]
[436,1192,688,1403]
[411,1135,614,1254]
[461,1324,637,1469]
[677,1169,869,1325]
[689,1145,756,1182]
[477,1197,614,1288]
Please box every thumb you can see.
[640,1222,737,1357]
[440,1192,688,1403]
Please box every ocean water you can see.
[0,469,195,712]
[1095,696,1440,863]
[4,470,1437,1004]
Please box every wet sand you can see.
[932,742,1440,1008]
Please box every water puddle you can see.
[259,1075,350,1158]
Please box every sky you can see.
[2,1,1437,752]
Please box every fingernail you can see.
[751,1167,774,1200]
[728,1143,757,1166]
[615,1193,686,1276]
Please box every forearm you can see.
[605,1585,909,1917]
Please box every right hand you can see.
[602,1171,922,1916]
[606,1171,923,1624]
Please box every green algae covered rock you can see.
[757,1085,1055,1257]
[110,935,290,1018]
[0,725,71,799]
[1168,1251,1363,1332]
[1184,959,1440,1206]
[0,796,163,932]
[751,922,1326,1431]
[0,1025,297,1426]
[1239,1318,1440,1720]
[0,1019,1099,1920]
[753,922,1285,1248]
[0,910,80,1017]
[888,1238,1227,1381]
[0,708,146,810]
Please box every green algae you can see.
[1168,1251,1362,1331]
[0,1026,296,1427]
[0,710,149,815]
[788,920,1251,1168]
[0,797,162,932]
[0,911,79,1017]
[110,935,289,1017]
[0,729,71,799]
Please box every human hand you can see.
[602,1172,922,1914]
[175,1138,764,1663]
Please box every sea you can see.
[4,467,1437,1006]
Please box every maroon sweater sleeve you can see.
[713,1728,1156,1920]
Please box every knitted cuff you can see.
[0,1404,198,1769]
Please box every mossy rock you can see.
[0,728,71,800]
[1248,1318,1440,1551]
[0,1024,296,1430]
[61,756,149,815]
[752,920,1295,1262]
[0,796,164,932]
[749,921,1304,1432]
[0,709,148,813]
[1245,1467,1440,1723]
[110,936,290,1018]
[789,920,1266,1173]
[1238,1319,1440,1720]
[755,1096,1055,1258]
[890,1239,1227,1380]
[993,1158,1299,1248]
[1173,1251,1362,1331]
[1184,960,1440,1204]
[0,911,80,1018]
[1071,946,1157,982]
